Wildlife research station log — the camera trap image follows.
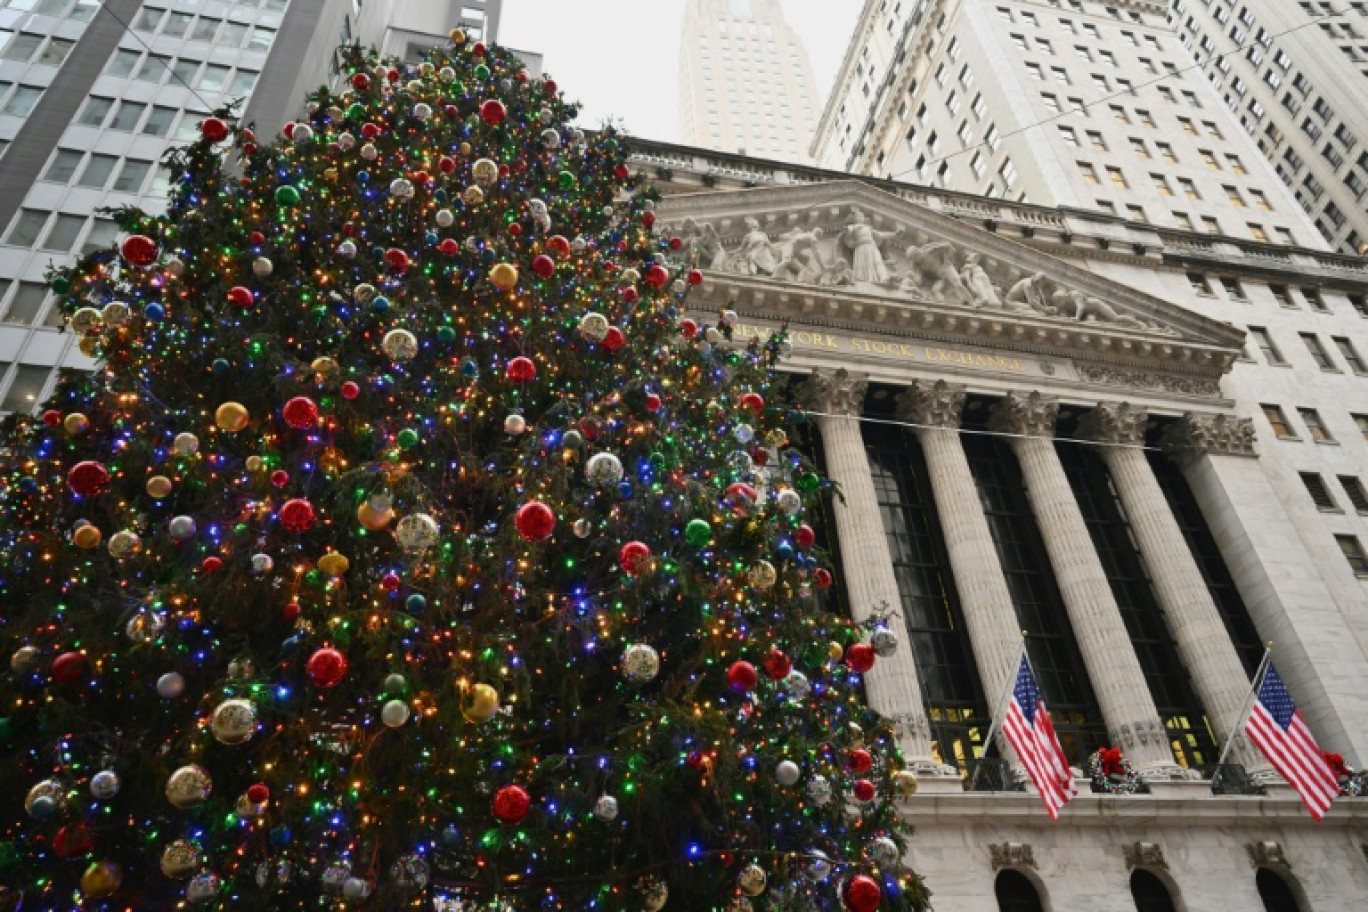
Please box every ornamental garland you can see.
[1087,747,1142,795]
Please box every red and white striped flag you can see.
[1245,662,1339,820]
[1001,655,1077,820]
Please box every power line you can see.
[94,0,220,115]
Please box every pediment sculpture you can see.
[676,209,1167,335]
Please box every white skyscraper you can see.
[677,0,823,163]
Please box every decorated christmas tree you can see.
[0,33,927,912]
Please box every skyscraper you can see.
[677,0,823,163]
[1169,0,1368,256]
[811,0,1323,251]
[0,0,480,415]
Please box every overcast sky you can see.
[499,0,863,143]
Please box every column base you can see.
[1137,763,1201,783]
[904,757,963,794]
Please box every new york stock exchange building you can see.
[627,140,1368,911]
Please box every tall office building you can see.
[0,0,481,416]
[677,0,823,163]
[1168,0,1368,256]
[811,0,1325,251]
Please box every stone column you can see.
[802,368,952,777]
[1081,402,1261,770]
[991,391,1179,773]
[896,382,1025,734]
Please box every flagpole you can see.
[1214,643,1274,771]
[969,636,1028,792]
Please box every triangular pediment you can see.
[657,181,1242,395]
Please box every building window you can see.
[1302,287,1329,312]
[1302,333,1337,371]
[40,149,82,183]
[1130,137,1150,157]
[0,365,49,414]
[4,209,47,247]
[1341,476,1368,513]
[1187,271,1212,294]
[1224,185,1246,207]
[1219,276,1246,299]
[1126,204,1148,223]
[1106,166,1128,188]
[1349,294,1368,318]
[1262,404,1296,439]
[1178,177,1200,199]
[1354,413,1368,442]
[1060,126,1079,146]
[1298,407,1333,442]
[1,281,46,325]
[1249,327,1284,363]
[1269,284,1295,308]
[1332,337,1367,373]
[1153,174,1173,196]
[1157,141,1178,163]
[1201,215,1221,234]
[1335,535,1368,576]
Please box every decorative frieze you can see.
[1074,364,1223,398]
[1123,842,1168,870]
[1161,412,1259,464]
[989,843,1037,871]
[895,380,967,429]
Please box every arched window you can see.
[995,869,1045,912]
[1256,868,1302,912]
[1130,869,1177,912]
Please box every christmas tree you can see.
[0,34,927,912]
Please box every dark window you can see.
[1339,476,1368,512]
[1150,452,1264,675]
[995,870,1045,912]
[1297,407,1333,443]
[1336,535,1368,575]
[1256,868,1303,912]
[863,411,988,771]
[1131,870,1177,912]
[1058,441,1215,768]
[1301,333,1336,371]
[962,418,1107,764]
[1299,472,1338,510]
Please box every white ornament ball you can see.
[504,414,527,435]
[157,671,186,699]
[382,328,419,360]
[210,698,258,744]
[337,240,357,258]
[251,553,274,575]
[435,208,455,227]
[807,774,833,806]
[173,432,200,456]
[342,877,372,901]
[805,850,831,881]
[165,764,212,808]
[439,66,456,81]
[733,423,755,444]
[321,862,350,894]
[70,307,102,335]
[255,858,294,891]
[871,628,899,658]
[541,128,561,148]
[161,839,202,878]
[107,530,141,557]
[10,645,39,674]
[528,199,548,218]
[775,760,801,787]
[90,769,121,799]
[412,102,433,120]
[360,142,378,161]
[292,123,313,143]
[722,309,739,325]
[726,896,754,912]
[572,518,592,538]
[738,863,767,896]
[25,780,64,819]
[394,513,440,553]
[621,644,660,683]
[168,515,197,540]
[389,177,414,199]
[381,699,411,728]
[186,872,220,903]
[585,452,624,486]
[785,670,810,699]
[776,489,803,515]
[337,132,356,150]
[251,256,273,277]
[869,835,900,868]
[579,311,610,342]
[165,257,185,277]
[593,793,619,821]
[705,327,723,344]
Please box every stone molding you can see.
[1080,401,1149,446]
[990,391,1059,438]
[895,379,967,429]
[1161,413,1259,466]
[1246,841,1290,869]
[800,367,868,417]
[989,843,1037,871]
[1123,842,1168,870]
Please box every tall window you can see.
[995,870,1045,912]
[1058,441,1216,768]
[1131,870,1178,912]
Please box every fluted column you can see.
[802,368,949,775]
[897,382,1025,746]
[1081,402,1261,770]
[991,391,1179,773]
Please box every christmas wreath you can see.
[1087,747,1142,795]
[1324,751,1368,797]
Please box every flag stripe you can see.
[1000,656,1075,820]
[1244,663,1338,820]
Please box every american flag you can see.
[1245,662,1339,820]
[1001,655,1076,820]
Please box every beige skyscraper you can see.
[677,0,823,163]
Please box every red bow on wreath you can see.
[1099,747,1125,778]
[1323,751,1352,780]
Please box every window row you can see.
[2,209,120,254]
[0,80,43,117]
[1261,402,1358,446]
[1300,470,1368,514]
[0,30,74,66]
[39,148,165,195]
[1189,273,1365,315]
[0,0,100,20]
[1062,127,1252,175]
[133,6,278,52]
[1246,325,1368,374]
[76,95,202,140]
[102,48,260,95]
[0,278,66,327]
[0,362,53,414]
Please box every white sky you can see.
[498,0,863,144]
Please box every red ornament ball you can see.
[848,748,874,774]
[642,211,657,229]
[813,567,833,589]
[508,222,523,237]
[201,556,223,574]
[227,286,254,308]
[620,286,639,304]
[613,164,630,180]
[385,248,410,272]
[738,392,765,415]
[472,41,488,56]
[282,600,302,622]
[543,78,558,95]
[278,498,317,533]
[644,264,669,288]
[845,643,876,674]
[42,409,61,426]
[340,381,360,400]
[438,156,456,173]
[282,396,319,429]
[645,393,662,412]
[844,874,882,912]
[54,823,96,860]
[762,649,793,681]
[67,461,110,497]
[270,470,290,488]
[546,235,571,256]
[306,647,348,688]
[507,356,537,384]
[249,231,265,246]
[686,750,706,770]
[852,779,876,802]
[480,99,507,125]
[121,234,157,266]
[438,239,459,256]
[531,254,555,278]
[200,117,230,143]
[361,123,380,139]
[386,67,400,83]
[493,784,531,823]
[687,268,705,286]
[51,651,86,685]
[727,660,758,692]
[350,72,370,90]
[381,572,402,592]
[246,783,270,805]
[282,121,296,139]
[602,326,626,352]
[619,541,652,576]
[669,236,683,250]
[514,501,556,541]
[679,318,698,339]
[795,524,817,548]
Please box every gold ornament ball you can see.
[165,764,212,808]
[245,455,263,472]
[462,185,485,207]
[891,769,919,797]
[748,560,777,590]
[78,335,100,357]
[215,401,250,432]
[107,530,141,558]
[210,698,258,745]
[160,839,202,878]
[381,328,419,361]
[311,356,339,378]
[488,262,519,291]
[70,306,102,335]
[826,641,845,663]
[72,524,102,550]
[357,501,394,530]
[449,27,466,43]
[459,142,472,156]
[462,682,499,723]
[146,475,173,498]
[81,861,123,898]
[317,552,350,577]
[738,863,767,897]
[471,158,499,187]
[63,412,90,435]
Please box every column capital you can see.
[1161,412,1258,466]
[989,390,1059,437]
[1079,401,1149,446]
[801,367,868,417]
[895,379,967,429]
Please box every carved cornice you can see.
[1122,842,1168,870]
[896,380,966,429]
[988,843,1036,871]
[801,368,868,417]
[1161,413,1259,466]
[1073,365,1222,399]
[1080,402,1148,446]
[990,391,1059,438]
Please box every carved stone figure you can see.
[819,256,855,287]
[902,241,973,305]
[1005,273,1056,315]
[738,217,779,275]
[1051,288,1151,330]
[772,227,826,284]
[684,219,727,271]
[839,209,904,284]
[960,253,1002,307]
